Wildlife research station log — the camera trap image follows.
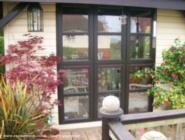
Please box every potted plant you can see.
[39,128,60,140]
[130,68,154,84]
[148,39,185,110]
[0,78,47,139]
[38,114,60,140]
[0,34,64,139]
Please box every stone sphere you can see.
[102,96,120,112]
[141,131,167,140]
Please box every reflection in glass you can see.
[64,96,89,120]
[129,91,148,113]
[98,68,121,92]
[98,36,121,60]
[97,96,105,118]
[130,17,151,33]
[64,69,88,94]
[129,67,153,90]
[98,15,122,32]
[129,35,150,59]
[63,14,88,32]
[63,35,88,60]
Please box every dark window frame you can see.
[56,4,155,124]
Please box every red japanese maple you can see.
[0,34,64,111]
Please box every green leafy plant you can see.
[0,77,47,140]
[148,39,185,109]
[130,68,154,84]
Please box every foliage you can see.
[148,39,185,109]
[0,78,47,140]
[0,34,64,112]
[63,46,88,60]
[130,67,154,84]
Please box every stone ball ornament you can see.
[141,131,167,140]
[102,95,120,112]
[100,95,123,118]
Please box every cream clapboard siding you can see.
[3,3,59,125]
[156,9,185,66]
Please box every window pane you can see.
[63,35,88,60]
[129,35,151,59]
[63,14,88,33]
[98,67,121,92]
[64,96,89,120]
[129,67,153,91]
[98,35,121,60]
[130,17,151,33]
[64,69,89,94]
[98,15,122,32]
[129,91,148,113]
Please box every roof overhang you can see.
[0,3,28,31]
[2,0,185,11]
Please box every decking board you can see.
[61,127,101,140]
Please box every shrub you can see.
[0,34,64,112]
[0,78,47,139]
[149,39,185,109]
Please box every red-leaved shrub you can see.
[0,34,64,112]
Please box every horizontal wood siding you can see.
[3,3,59,125]
[156,9,185,66]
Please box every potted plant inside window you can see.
[130,68,154,84]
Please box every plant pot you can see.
[39,128,60,140]
[153,104,169,112]
[129,77,140,83]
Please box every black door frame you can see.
[56,4,155,124]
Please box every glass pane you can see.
[63,14,88,32]
[64,96,89,120]
[130,17,151,33]
[97,95,105,118]
[129,35,151,59]
[129,67,153,90]
[98,35,121,60]
[64,69,89,94]
[129,91,148,113]
[98,15,122,32]
[63,35,88,60]
[98,67,121,92]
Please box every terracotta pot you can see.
[39,128,60,140]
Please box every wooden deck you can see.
[61,127,102,140]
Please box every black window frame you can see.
[56,4,155,124]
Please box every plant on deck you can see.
[0,34,64,111]
[148,39,185,109]
[0,34,64,137]
[0,78,47,139]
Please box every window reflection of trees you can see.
[64,69,89,94]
